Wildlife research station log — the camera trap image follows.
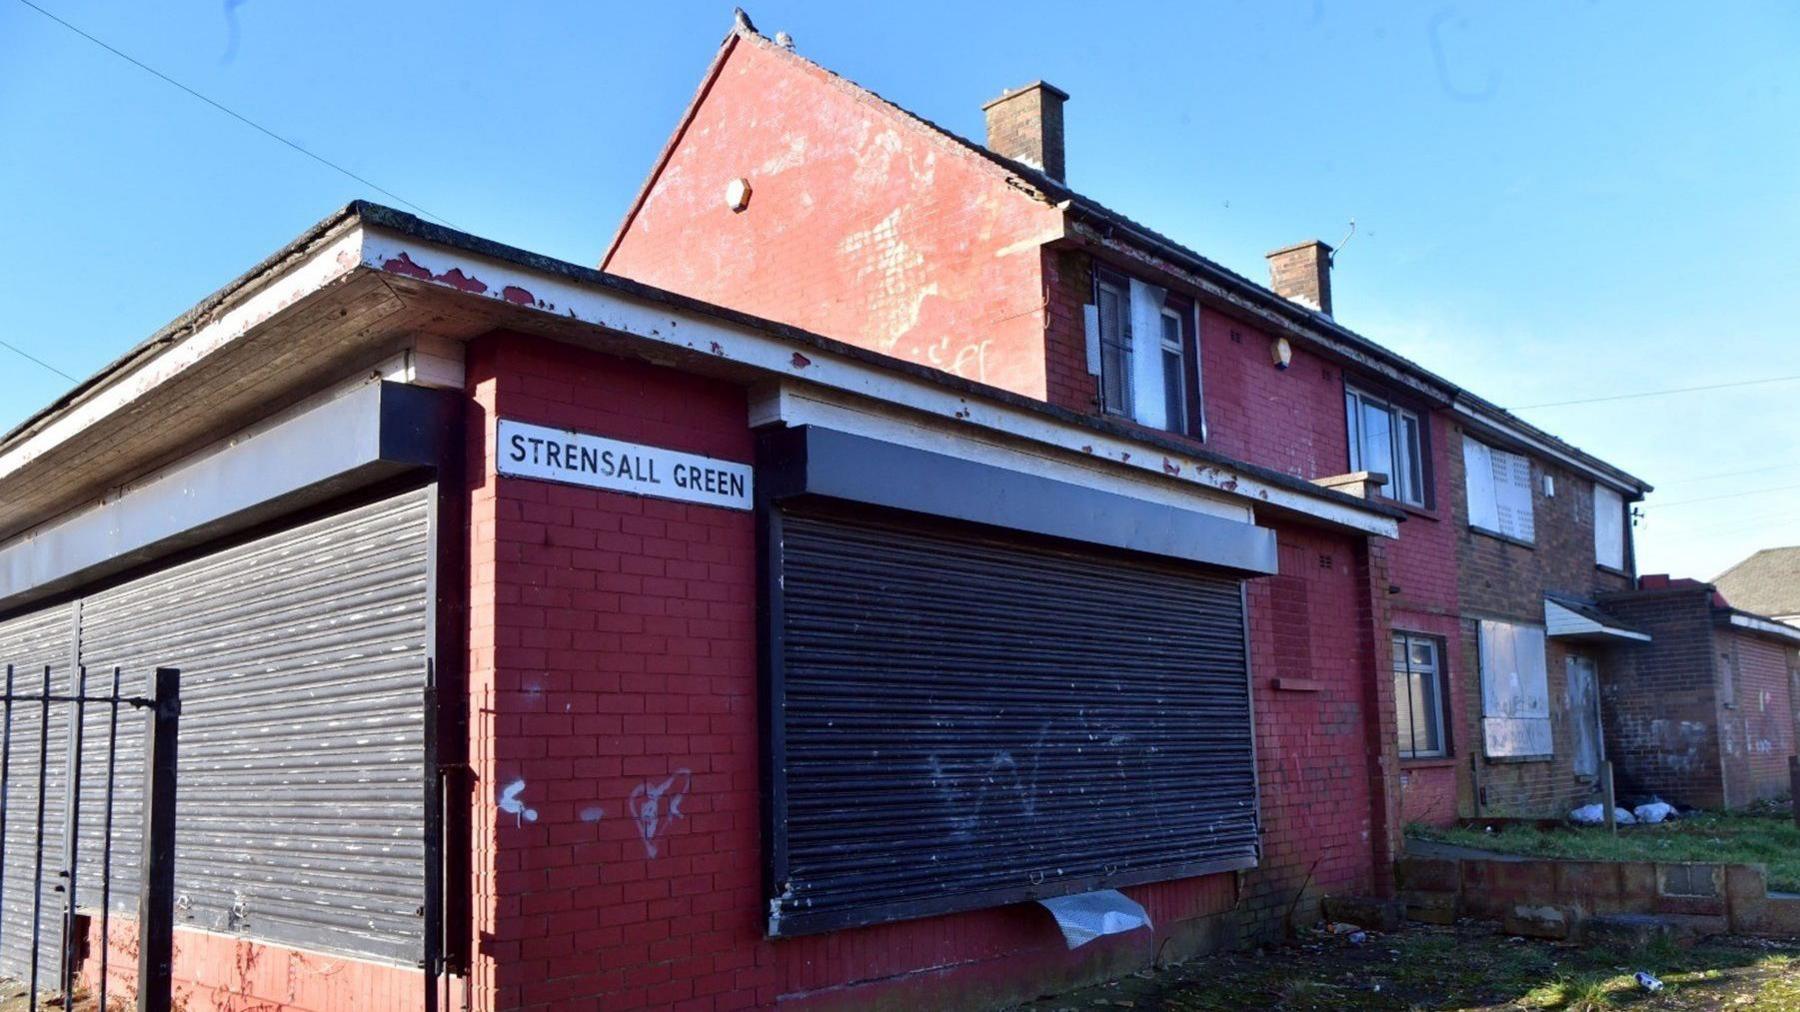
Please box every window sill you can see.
[1400,756,1458,770]
[1469,526,1536,551]
[1484,754,1554,765]
[1392,500,1441,522]
[1595,563,1631,579]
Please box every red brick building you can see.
[0,202,1402,1011]
[1598,577,1800,810]
[604,22,1653,830]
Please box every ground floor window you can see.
[1393,633,1447,759]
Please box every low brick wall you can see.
[1398,853,1800,939]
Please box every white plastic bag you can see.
[1570,803,1636,825]
[1634,801,1675,824]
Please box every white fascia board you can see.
[358,227,1399,539]
[750,384,1252,525]
[1453,400,1642,497]
[0,227,368,484]
[1727,612,1800,646]
[1544,597,1652,643]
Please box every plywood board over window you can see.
[1478,619,1553,758]
[1464,438,1535,542]
[1594,484,1626,570]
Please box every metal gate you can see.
[0,664,179,1012]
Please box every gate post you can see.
[136,668,179,1012]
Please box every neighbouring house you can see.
[0,200,1403,1011]
[1715,546,1800,629]
[1598,576,1800,810]
[601,19,1653,830]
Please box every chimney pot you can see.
[982,81,1069,182]
[1266,240,1334,316]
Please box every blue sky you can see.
[2,2,1796,580]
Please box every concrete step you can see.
[1584,912,1730,947]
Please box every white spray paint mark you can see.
[499,779,538,826]
[628,769,691,858]
[580,806,605,823]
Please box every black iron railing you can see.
[0,665,179,1012]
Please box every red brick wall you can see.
[1243,527,1385,922]
[1719,630,1799,807]
[604,35,1063,400]
[1043,246,1466,827]
[461,333,1403,1009]
[465,333,766,1010]
[79,919,423,1012]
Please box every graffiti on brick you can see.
[499,779,538,826]
[629,769,692,858]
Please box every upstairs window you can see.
[1464,437,1535,542]
[1345,388,1425,506]
[1089,268,1203,437]
[1593,484,1626,571]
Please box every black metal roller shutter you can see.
[768,505,1259,936]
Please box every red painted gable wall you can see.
[605,35,1063,400]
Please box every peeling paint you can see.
[501,285,535,306]
[381,250,487,294]
[791,352,812,369]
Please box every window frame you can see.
[1393,632,1449,760]
[1344,386,1428,507]
[1091,265,1205,439]
[1094,271,1133,420]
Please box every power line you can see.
[1642,481,1800,510]
[14,0,454,227]
[1659,462,1800,485]
[1513,373,1800,410]
[0,338,77,382]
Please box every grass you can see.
[1408,806,1800,893]
[1021,922,1800,1011]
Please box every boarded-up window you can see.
[1594,484,1626,570]
[1464,438,1535,542]
[1478,619,1553,757]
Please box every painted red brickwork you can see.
[604,33,1063,400]
[1718,630,1798,807]
[464,333,764,1011]
[1043,245,1466,827]
[455,332,1402,1009]
[78,920,423,1012]
[1242,529,1386,921]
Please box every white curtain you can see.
[1127,279,1168,430]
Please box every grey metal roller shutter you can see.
[75,488,432,964]
[769,506,1259,937]
[0,604,74,980]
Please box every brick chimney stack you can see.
[1266,240,1334,316]
[982,81,1068,182]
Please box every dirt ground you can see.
[1018,922,1800,1011]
